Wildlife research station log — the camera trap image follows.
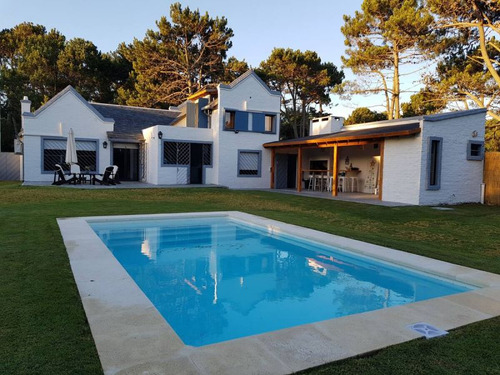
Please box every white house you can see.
[264,109,486,205]
[20,70,281,188]
[20,68,485,206]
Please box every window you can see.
[238,150,261,177]
[265,115,275,132]
[163,141,212,166]
[42,138,97,172]
[225,110,235,130]
[309,160,328,171]
[163,141,190,165]
[427,137,443,190]
[467,141,484,161]
[202,143,212,166]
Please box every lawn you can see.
[0,181,499,374]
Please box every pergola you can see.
[263,123,421,199]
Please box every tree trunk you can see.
[473,4,500,88]
[392,48,400,119]
[301,102,307,137]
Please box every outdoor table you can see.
[78,171,101,185]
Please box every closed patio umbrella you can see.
[65,128,78,165]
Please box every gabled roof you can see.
[90,103,180,135]
[24,85,114,123]
[264,123,421,148]
[219,69,281,96]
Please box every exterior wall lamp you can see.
[158,131,163,139]
[103,141,108,149]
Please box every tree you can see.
[118,3,233,108]
[222,56,249,83]
[401,88,447,117]
[0,23,65,151]
[0,23,129,151]
[339,0,434,120]
[345,107,387,125]
[424,0,500,120]
[485,119,500,151]
[258,48,343,138]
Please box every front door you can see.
[112,143,139,181]
[190,143,203,184]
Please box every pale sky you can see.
[1,0,425,118]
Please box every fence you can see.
[0,152,21,180]
[484,152,500,205]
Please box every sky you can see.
[1,0,424,118]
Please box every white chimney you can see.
[21,96,31,114]
[309,115,344,136]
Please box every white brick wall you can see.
[383,131,423,205]
[418,112,485,205]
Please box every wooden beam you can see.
[378,140,385,200]
[332,145,338,197]
[297,147,303,192]
[270,148,275,189]
[316,140,373,148]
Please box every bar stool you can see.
[338,176,347,192]
[307,175,315,191]
[349,177,359,193]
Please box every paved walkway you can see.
[22,181,223,189]
[258,189,409,206]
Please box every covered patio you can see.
[263,123,421,201]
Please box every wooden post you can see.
[297,147,302,192]
[378,140,384,200]
[270,148,275,189]
[332,144,338,196]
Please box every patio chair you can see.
[111,165,121,184]
[94,166,117,186]
[52,164,77,185]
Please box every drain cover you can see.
[407,322,448,339]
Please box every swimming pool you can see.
[90,215,473,347]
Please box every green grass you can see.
[0,181,499,374]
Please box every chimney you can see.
[309,115,345,136]
[21,96,31,114]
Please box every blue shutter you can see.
[252,113,265,132]
[235,111,249,131]
[197,98,208,128]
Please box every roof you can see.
[264,122,421,148]
[90,103,180,135]
[219,70,281,96]
[187,84,218,101]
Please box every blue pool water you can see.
[90,216,473,347]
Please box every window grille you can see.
[202,144,212,166]
[42,139,96,172]
[238,151,261,176]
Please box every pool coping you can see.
[57,211,500,375]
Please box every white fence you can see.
[0,152,21,180]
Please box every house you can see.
[264,109,486,205]
[20,68,485,206]
[20,70,281,188]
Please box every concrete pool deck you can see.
[58,211,500,375]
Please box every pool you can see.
[90,216,473,347]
